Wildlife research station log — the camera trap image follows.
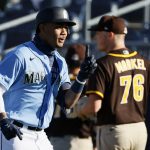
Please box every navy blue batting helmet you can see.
[35,7,76,32]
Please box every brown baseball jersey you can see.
[86,49,150,125]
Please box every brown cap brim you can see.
[88,24,102,31]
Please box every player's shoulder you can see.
[135,50,150,64]
[137,52,150,61]
[4,42,31,60]
[96,55,109,66]
[127,49,150,64]
[10,42,31,56]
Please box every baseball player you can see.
[0,7,97,150]
[78,15,150,150]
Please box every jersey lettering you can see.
[115,59,146,73]
[24,71,45,84]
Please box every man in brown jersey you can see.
[77,15,150,150]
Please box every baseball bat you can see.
[85,44,90,58]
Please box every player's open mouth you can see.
[59,38,65,43]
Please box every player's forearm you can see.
[65,78,86,108]
[65,89,81,108]
[78,95,102,118]
[78,102,95,118]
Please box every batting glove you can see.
[0,118,23,140]
[77,44,97,82]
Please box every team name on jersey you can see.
[24,71,45,84]
[115,58,146,73]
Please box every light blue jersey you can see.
[0,41,70,129]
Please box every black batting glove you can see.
[0,118,23,140]
[77,44,97,82]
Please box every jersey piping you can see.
[108,51,137,58]
[86,90,104,99]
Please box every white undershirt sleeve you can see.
[0,84,6,113]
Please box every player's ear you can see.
[108,32,115,39]
[109,32,114,37]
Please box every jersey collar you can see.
[108,48,137,58]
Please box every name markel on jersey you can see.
[115,58,146,73]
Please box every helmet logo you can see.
[62,10,69,19]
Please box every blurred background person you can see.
[45,43,96,150]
